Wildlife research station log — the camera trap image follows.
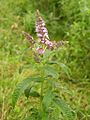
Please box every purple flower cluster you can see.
[22,31,35,45]
[35,10,54,50]
[36,48,45,55]
[23,10,67,57]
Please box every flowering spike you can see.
[22,10,67,58]
[35,10,50,43]
[35,10,54,50]
[22,31,35,44]
[55,40,69,48]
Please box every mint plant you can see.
[12,10,75,120]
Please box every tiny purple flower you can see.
[22,31,35,44]
[36,48,45,55]
[37,33,43,38]
[35,10,50,44]
[42,29,48,33]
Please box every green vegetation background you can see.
[0,0,90,119]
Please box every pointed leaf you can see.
[12,76,42,107]
[42,89,54,110]
[44,65,59,79]
[59,63,71,78]
[54,98,75,120]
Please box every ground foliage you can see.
[0,0,90,120]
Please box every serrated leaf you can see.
[54,98,75,120]
[59,63,71,78]
[44,65,59,79]
[42,89,54,110]
[12,76,42,107]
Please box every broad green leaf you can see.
[47,62,71,78]
[59,63,71,78]
[12,76,42,107]
[42,89,54,110]
[44,65,59,79]
[54,98,75,120]
[42,90,54,120]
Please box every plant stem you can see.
[40,80,44,110]
[40,74,45,119]
[41,81,43,101]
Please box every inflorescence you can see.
[22,10,67,55]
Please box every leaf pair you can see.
[12,76,43,107]
[41,89,75,120]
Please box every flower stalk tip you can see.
[22,31,35,44]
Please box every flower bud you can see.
[36,48,45,55]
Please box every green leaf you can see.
[41,90,54,120]
[44,65,59,79]
[42,89,54,110]
[12,76,42,107]
[29,90,40,97]
[24,87,31,98]
[59,63,71,78]
[54,98,75,120]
